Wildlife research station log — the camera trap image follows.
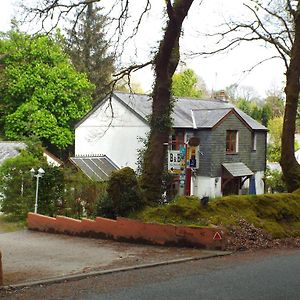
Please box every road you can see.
[1,249,299,299]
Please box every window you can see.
[252,132,257,151]
[226,130,238,153]
[169,131,184,150]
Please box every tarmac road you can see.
[1,248,299,300]
[0,230,228,286]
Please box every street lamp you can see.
[30,168,45,214]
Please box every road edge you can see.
[0,250,232,291]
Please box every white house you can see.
[73,92,268,198]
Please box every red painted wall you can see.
[27,213,226,250]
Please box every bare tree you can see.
[192,0,300,191]
[23,0,196,203]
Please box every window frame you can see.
[226,130,238,154]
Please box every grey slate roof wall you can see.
[200,113,266,177]
[0,142,27,165]
[196,130,213,176]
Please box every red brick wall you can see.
[27,213,226,250]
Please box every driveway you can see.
[0,230,227,286]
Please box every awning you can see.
[222,162,253,177]
[70,155,119,181]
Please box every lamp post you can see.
[30,168,45,214]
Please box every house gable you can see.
[75,93,150,170]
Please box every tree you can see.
[24,0,196,204]
[65,3,115,103]
[278,1,300,191]
[194,0,300,192]
[0,31,93,151]
[267,117,283,162]
[140,1,195,203]
[171,68,205,98]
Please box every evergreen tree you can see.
[66,3,115,103]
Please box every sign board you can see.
[213,232,222,240]
[168,150,182,171]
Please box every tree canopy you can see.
[0,30,93,150]
[171,68,205,98]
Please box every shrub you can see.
[265,168,287,193]
[102,167,144,217]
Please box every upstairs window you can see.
[169,131,184,150]
[226,130,238,153]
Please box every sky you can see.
[0,0,286,99]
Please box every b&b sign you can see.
[168,150,183,171]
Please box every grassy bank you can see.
[0,215,26,233]
[134,192,300,238]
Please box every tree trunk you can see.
[280,1,300,192]
[141,0,194,204]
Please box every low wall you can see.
[27,213,226,250]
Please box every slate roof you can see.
[0,141,27,165]
[222,162,254,177]
[77,91,267,131]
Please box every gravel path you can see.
[0,230,223,286]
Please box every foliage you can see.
[172,68,205,98]
[234,98,263,122]
[134,193,300,238]
[0,142,106,220]
[97,167,144,218]
[0,30,93,149]
[265,168,287,193]
[63,167,106,218]
[0,148,46,220]
[95,192,116,219]
[267,117,283,162]
[65,3,115,103]
[0,215,26,232]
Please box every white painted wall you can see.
[192,176,222,198]
[75,97,149,170]
[255,171,265,194]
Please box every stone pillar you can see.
[0,251,3,286]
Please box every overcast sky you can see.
[0,0,286,98]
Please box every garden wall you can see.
[27,213,226,250]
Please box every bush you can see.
[97,167,144,218]
[0,150,44,220]
[265,168,287,193]
[95,192,116,219]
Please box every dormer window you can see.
[226,130,238,153]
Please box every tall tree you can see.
[281,0,300,191]
[0,31,93,151]
[66,3,115,103]
[140,1,195,203]
[26,0,196,204]
[194,0,300,191]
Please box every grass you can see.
[134,192,300,238]
[0,214,26,233]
